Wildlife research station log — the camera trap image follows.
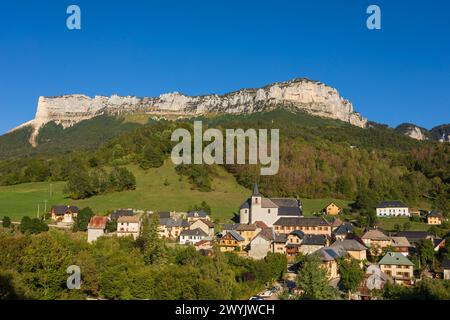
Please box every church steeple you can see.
[252,183,261,197]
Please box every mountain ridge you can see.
[9,78,368,146]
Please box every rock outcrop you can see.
[11,78,368,146]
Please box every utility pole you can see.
[37,204,40,219]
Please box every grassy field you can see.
[0,161,251,222]
[0,161,356,223]
[301,198,352,216]
[377,217,430,232]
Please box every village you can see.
[36,183,450,300]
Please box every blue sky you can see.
[0,0,449,134]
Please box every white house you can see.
[249,228,275,260]
[376,201,410,217]
[179,228,208,245]
[87,216,109,243]
[117,215,141,240]
[239,183,303,227]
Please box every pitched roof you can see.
[274,217,330,227]
[302,234,327,246]
[289,230,305,238]
[378,252,414,266]
[240,199,250,210]
[274,233,288,243]
[158,212,171,219]
[333,222,353,235]
[222,223,239,231]
[252,183,262,197]
[180,228,208,237]
[361,229,390,241]
[110,209,134,220]
[51,205,79,215]
[261,197,278,208]
[376,201,408,208]
[192,219,215,228]
[391,236,411,247]
[254,221,269,229]
[428,211,443,218]
[160,218,189,228]
[395,231,432,242]
[227,230,245,242]
[254,228,275,241]
[187,210,208,218]
[236,223,258,231]
[117,215,140,223]
[270,198,299,208]
[194,239,212,247]
[88,216,109,229]
[331,239,367,251]
[315,246,347,262]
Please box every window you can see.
[268,209,271,214]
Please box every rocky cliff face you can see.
[12,78,368,146]
[395,123,430,141]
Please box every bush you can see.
[2,216,11,228]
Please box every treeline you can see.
[0,223,287,300]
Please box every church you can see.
[239,183,303,227]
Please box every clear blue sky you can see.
[1,0,449,134]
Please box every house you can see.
[190,219,215,238]
[117,215,141,240]
[239,183,303,227]
[358,264,393,299]
[331,239,367,261]
[285,230,305,259]
[314,246,347,279]
[442,259,450,280]
[299,234,327,255]
[273,217,332,236]
[179,228,208,245]
[327,218,344,231]
[391,237,412,256]
[332,222,354,241]
[158,218,189,238]
[50,205,79,224]
[110,209,134,221]
[273,233,288,255]
[361,229,391,255]
[427,211,444,225]
[323,203,341,216]
[221,223,239,236]
[194,239,213,251]
[376,201,409,217]
[87,216,109,243]
[219,230,245,252]
[187,210,211,223]
[378,252,414,285]
[235,223,261,246]
[249,228,275,260]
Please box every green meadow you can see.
[0,161,354,222]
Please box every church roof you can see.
[252,183,262,197]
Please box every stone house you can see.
[117,215,141,240]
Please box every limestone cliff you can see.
[12,78,368,146]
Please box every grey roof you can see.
[240,199,250,210]
[270,198,300,208]
[333,222,354,235]
[51,205,79,215]
[222,223,239,231]
[160,218,189,228]
[110,209,134,220]
[274,233,288,243]
[395,231,432,243]
[278,206,302,216]
[290,230,305,238]
[428,211,443,218]
[180,228,208,237]
[227,230,245,241]
[255,228,275,241]
[158,212,171,219]
[376,201,408,208]
[302,234,327,246]
[187,210,208,218]
[331,239,367,251]
[252,183,262,197]
[274,217,330,227]
[315,246,347,262]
